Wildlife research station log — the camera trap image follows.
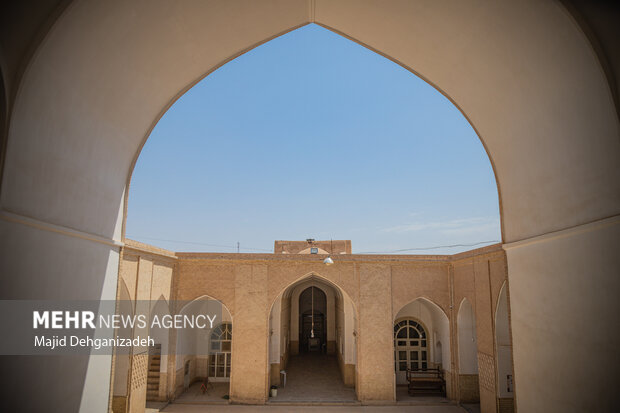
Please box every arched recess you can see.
[0,2,618,412]
[495,282,514,407]
[145,295,170,402]
[393,297,451,396]
[267,272,358,397]
[457,298,480,403]
[112,279,134,412]
[174,295,232,400]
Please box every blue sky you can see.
[126,24,500,254]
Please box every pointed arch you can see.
[495,281,514,400]
[268,271,357,315]
[393,297,451,387]
[267,270,358,395]
[456,297,480,403]
[174,292,234,398]
[457,298,478,374]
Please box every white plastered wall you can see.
[458,298,479,375]
[175,298,232,371]
[269,292,282,364]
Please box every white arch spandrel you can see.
[2,1,617,244]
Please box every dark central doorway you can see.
[301,311,325,352]
[299,286,327,353]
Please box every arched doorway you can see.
[268,273,357,402]
[174,296,232,403]
[394,318,429,382]
[299,286,327,353]
[393,297,451,400]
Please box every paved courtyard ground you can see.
[153,353,469,412]
[173,382,230,404]
[161,406,468,413]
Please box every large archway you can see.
[267,273,358,403]
[1,2,618,412]
[125,23,500,255]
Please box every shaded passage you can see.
[271,353,356,402]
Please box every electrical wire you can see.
[128,236,500,254]
[126,236,272,252]
[357,240,500,254]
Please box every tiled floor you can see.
[270,353,356,403]
[162,406,467,412]
[155,353,465,412]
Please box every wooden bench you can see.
[406,368,446,397]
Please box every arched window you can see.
[394,319,429,372]
[209,322,232,379]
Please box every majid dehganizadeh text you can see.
[32,310,218,350]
